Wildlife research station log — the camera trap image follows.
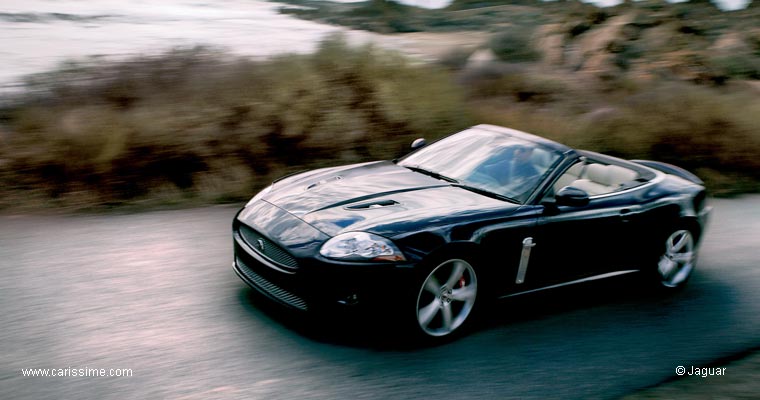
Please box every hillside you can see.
[277,0,760,83]
[0,1,757,211]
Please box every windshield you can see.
[398,129,562,203]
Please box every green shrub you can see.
[0,36,470,209]
[488,28,540,63]
[613,42,645,70]
[710,54,760,79]
[461,65,567,103]
[437,48,476,71]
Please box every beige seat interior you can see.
[555,162,639,196]
[553,162,584,192]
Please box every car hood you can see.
[260,161,517,237]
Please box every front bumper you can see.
[232,223,413,312]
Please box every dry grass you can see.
[0,36,470,210]
[1,29,759,211]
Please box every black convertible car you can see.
[232,125,711,339]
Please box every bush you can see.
[437,48,476,71]
[488,28,540,63]
[710,54,760,79]
[460,65,568,103]
[613,42,645,70]
[0,36,470,209]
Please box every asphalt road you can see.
[2,197,759,399]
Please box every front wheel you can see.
[415,258,478,338]
[656,228,697,289]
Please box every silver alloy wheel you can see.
[416,259,478,337]
[657,229,695,288]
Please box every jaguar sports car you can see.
[232,124,711,339]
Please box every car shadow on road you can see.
[235,269,740,351]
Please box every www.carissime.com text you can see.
[21,367,132,378]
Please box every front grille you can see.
[238,224,298,269]
[236,257,308,311]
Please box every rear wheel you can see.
[656,228,697,289]
[415,258,478,338]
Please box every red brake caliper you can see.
[459,277,466,288]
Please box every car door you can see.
[521,156,648,287]
[475,205,543,295]
[529,194,641,288]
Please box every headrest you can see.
[585,163,610,185]
[607,165,638,185]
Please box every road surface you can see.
[2,196,759,399]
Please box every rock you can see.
[465,48,498,69]
[576,13,636,58]
[535,24,565,65]
[563,12,637,77]
[710,32,752,55]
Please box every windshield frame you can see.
[397,127,565,204]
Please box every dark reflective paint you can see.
[237,201,327,258]
[304,185,514,237]
[236,125,710,303]
[263,161,448,218]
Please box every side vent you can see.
[346,200,399,210]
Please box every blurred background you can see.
[2,2,759,400]
[0,0,757,212]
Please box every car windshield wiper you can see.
[405,166,459,183]
[452,183,520,204]
[405,166,519,203]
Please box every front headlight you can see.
[245,184,273,208]
[320,232,406,262]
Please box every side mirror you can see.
[411,138,426,150]
[555,186,590,207]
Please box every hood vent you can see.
[305,175,342,190]
[345,200,399,210]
